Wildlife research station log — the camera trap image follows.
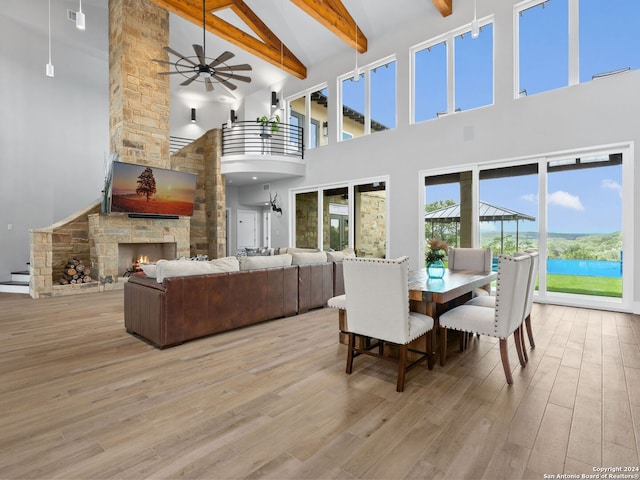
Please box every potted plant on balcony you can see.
[257,114,280,138]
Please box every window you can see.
[454,24,493,111]
[422,146,631,310]
[412,19,494,122]
[286,84,328,151]
[340,57,396,141]
[292,177,388,257]
[517,0,568,96]
[414,41,447,122]
[580,0,640,82]
[370,60,396,132]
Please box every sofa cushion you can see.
[239,253,293,271]
[291,251,328,265]
[326,248,356,263]
[155,256,239,283]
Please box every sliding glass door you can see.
[422,147,629,308]
[546,153,622,298]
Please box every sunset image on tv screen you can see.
[109,162,197,216]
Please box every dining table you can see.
[408,268,498,356]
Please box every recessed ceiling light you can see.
[252,176,257,180]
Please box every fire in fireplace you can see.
[118,243,176,278]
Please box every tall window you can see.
[341,75,365,140]
[414,41,447,122]
[370,60,396,132]
[340,57,396,141]
[579,0,640,81]
[412,19,494,122]
[292,177,388,258]
[422,147,629,309]
[454,24,494,111]
[516,0,640,96]
[517,0,568,97]
[287,84,328,151]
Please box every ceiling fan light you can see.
[75,11,85,30]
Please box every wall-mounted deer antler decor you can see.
[269,192,283,215]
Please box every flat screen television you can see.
[106,161,197,217]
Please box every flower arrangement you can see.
[426,237,448,263]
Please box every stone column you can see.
[109,0,169,167]
[204,130,226,258]
[459,171,473,247]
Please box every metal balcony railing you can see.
[221,121,304,160]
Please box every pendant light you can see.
[471,0,479,39]
[45,0,54,77]
[76,0,86,30]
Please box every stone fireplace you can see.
[89,213,189,283]
[118,242,176,276]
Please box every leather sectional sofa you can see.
[124,255,346,349]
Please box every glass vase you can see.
[427,259,445,279]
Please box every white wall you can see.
[0,2,109,279]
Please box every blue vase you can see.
[427,259,445,279]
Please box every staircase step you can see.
[0,281,30,294]
[11,271,30,282]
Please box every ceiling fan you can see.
[153,0,252,92]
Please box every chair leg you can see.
[458,331,465,352]
[519,325,528,363]
[499,338,514,385]
[426,331,435,370]
[346,332,355,374]
[397,344,408,392]
[514,328,526,367]
[525,314,536,349]
[439,326,447,366]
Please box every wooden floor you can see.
[1,291,639,480]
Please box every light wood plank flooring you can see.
[1,291,639,479]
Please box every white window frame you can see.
[284,82,328,151]
[338,55,397,141]
[410,15,495,123]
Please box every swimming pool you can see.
[547,259,622,278]
[491,258,622,278]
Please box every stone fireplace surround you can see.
[89,213,189,284]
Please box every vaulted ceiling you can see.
[149,0,453,80]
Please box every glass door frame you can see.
[420,142,633,312]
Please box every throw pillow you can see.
[155,256,240,283]
[326,248,356,262]
[139,263,158,278]
[239,253,293,271]
[291,251,328,265]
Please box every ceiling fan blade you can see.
[164,46,197,66]
[205,77,214,92]
[214,64,252,72]
[193,44,206,65]
[209,51,235,68]
[180,74,200,87]
[220,73,252,83]
[212,74,237,91]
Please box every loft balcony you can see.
[221,121,305,185]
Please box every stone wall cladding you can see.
[109,0,169,167]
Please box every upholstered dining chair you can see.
[438,253,532,384]
[342,256,435,392]
[447,247,493,295]
[466,250,539,354]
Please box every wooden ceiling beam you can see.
[207,0,235,13]
[290,0,367,53]
[148,0,307,79]
[432,0,453,17]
